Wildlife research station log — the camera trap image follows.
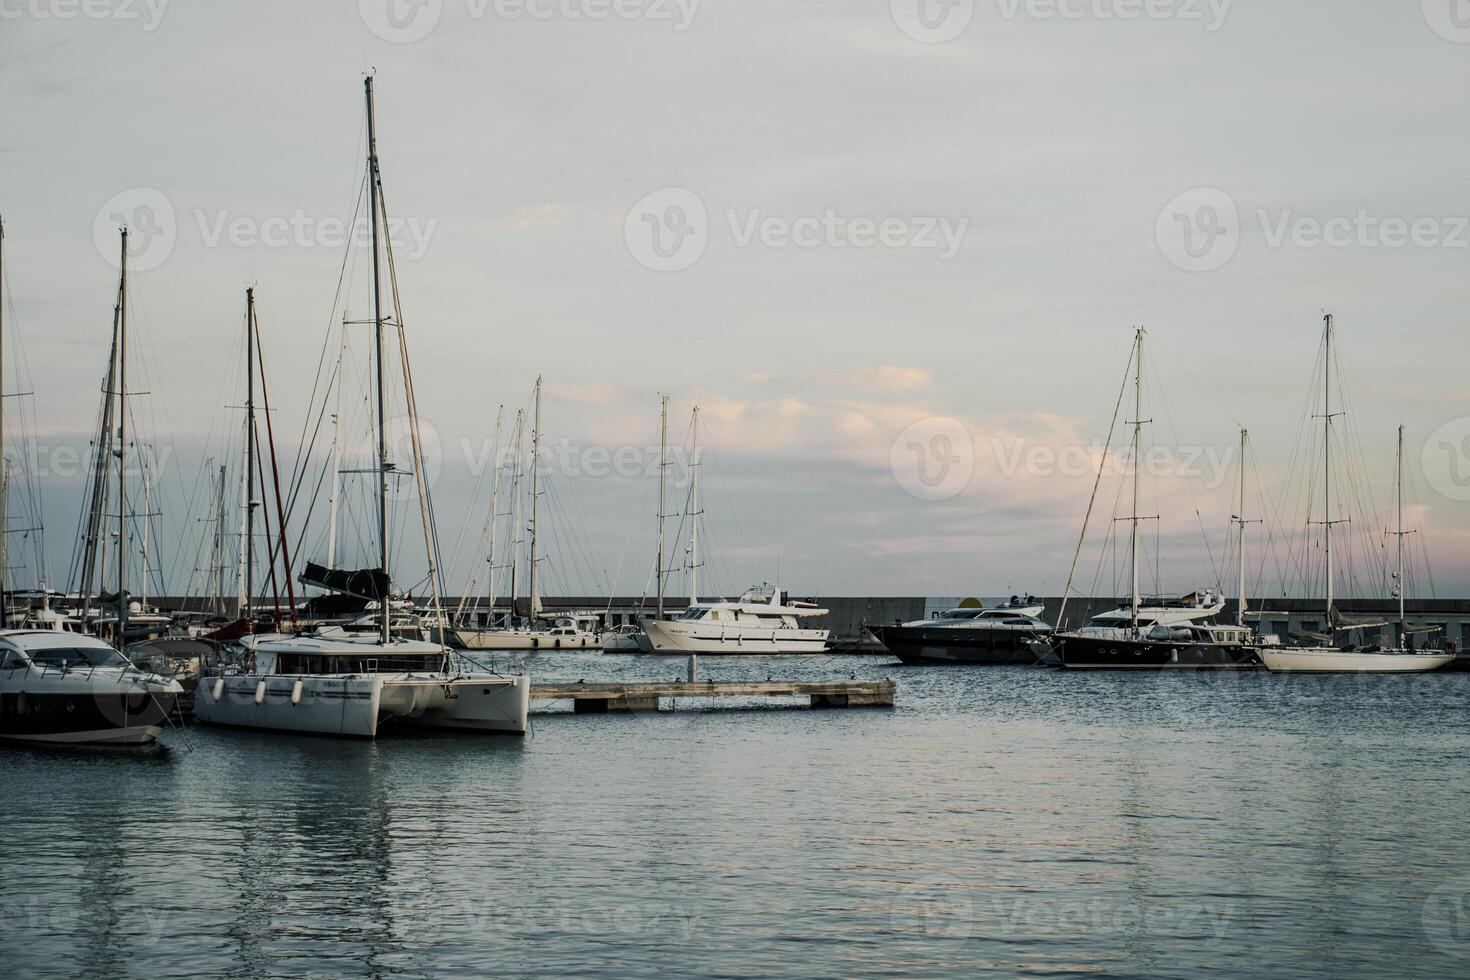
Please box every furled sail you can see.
[1329,605,1387,631]
[298,562,390,601]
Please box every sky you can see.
[0,0,1468,602]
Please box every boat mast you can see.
[1129,327,1145,632]
[0,217,6,614]
[1322,313,1335,621]
[657,393,668,618]
[116,228,128,642]
[1395,423,1407,629]
[528,375,542,621]
[326,411,340,569]
[484,406,504,623]
[213,462,227,617]
[1235,428,1249,627]
[507,408,524,624]
[245,287,257,623]
[688,406,701,605]
[365,76,391,646]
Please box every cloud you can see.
[495,204,570,231]
[808,365,935,395]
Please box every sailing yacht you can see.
[640,584,830,655]
[1259,316,1453,674]
[194,79,529,736]
[450,377,598,652]
[1053,329,1260,669]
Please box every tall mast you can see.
[657,394,668,618]
[1396,424,1406,628]
[0,216,6,613]
[116,227,128,642]
[1236,428,1249,626]
[365,76,391,646]
[326,411,340,569]
[485,406,504,622]
[688,406,701,604]
[1129,327,1145,631]
[528,375,542,620]
[507,409,524,623]
[245,287,257,622]
[213,462,227,617]
[1323,313,1334,619]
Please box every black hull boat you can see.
[0,631,183,746]
[1057,632,1261,670]
[869,598,1053,666]
[870,624,1048,665]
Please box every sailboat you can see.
[1053,328,1257,669]
[0,223,183,745]
[450,376,598,651]
[1259,315,1453,674]
[602,395,679,654]
[194,78,530,736]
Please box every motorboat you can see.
[0,630,183,745]
[640,584,829,655]
[869,596,1053,665]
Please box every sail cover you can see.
[1329,605,1388,631]
[299,562,390,601]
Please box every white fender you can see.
[254,680,267,704]
[291,679,304,705]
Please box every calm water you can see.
[3,655,1469,978]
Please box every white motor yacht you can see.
[0,631,183,745]
[640,584,829,655]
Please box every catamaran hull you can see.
[640,619,829,655]
[193,674,529,737]
[870,625,1050,665]
[1258,649,1455,673]
[1057,635,1261,670]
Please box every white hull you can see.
[454,629,597,651]
[641,618,828,655]
[601,633,643,653]
[194,673,529,736]
[1259,648,1455,674]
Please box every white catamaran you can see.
[194,78,529,735]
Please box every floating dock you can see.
[531,679,896,713]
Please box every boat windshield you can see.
[24,646,131,669]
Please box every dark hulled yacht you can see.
[870,597,1054,665]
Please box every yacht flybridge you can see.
[640,584,830,655]
[193,78,529,736]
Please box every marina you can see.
[5,4,1469,977]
